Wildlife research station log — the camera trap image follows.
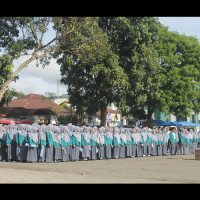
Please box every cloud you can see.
[10,56,67,95]
[9,78,37,94]
[14,56,62,85]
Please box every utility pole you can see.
[57,78,59,98]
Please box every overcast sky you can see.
[9,17,200,96]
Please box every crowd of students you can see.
[0,123,199,163]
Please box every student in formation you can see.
[113,127,120,159]
[192,128,198,153]
[53,126,62,162]
[130,128,137,157]
[157,128,163,156]
[45,124,54,163]
[184,130,191,154]
[26,126,39,163]
[125,128,132,158]
[38,124,47,162]
[60,125,71,162]
[162,128,169,155]
[146,128,153,156]
[169,128,177,155]
[68,124,73,161]
[96,127,105,160]
[105,127,113,159]
[81,126,90,161]
[151,129,158,156]
[135,128,142,157]
[0,124,7,161]
[141,127,148,157]
[119,128,127,158]
[89,126,98,160]
[6,123,17,162]
[16,124,28,162]
[71,126,81,161]
[188,129,194,154]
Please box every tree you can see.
[0,17,104,102]
[98,17,162,120]
[57,19,129,126]
[0,53,24,108]
[155,25,200,119]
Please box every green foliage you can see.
[98,17,162,119]
[155,25,200,119]
[0,53,21,108]
[2,17,200,122]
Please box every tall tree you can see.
[57,19,129,126]
[98,17,162,119]
[155,25,200,119]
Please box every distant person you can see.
[45,124,54,162]
[169,128,177,155]
[26,126,39,163]
[0,124,7,161]
[6,123,17,162]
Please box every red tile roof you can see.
[4,93,66,113]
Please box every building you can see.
[0,93,66,124]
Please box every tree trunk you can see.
[100,104,108,127]
[147,106,154,120]
[0,52,39,102]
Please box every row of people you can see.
[0,123,199,162]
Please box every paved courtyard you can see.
[0,154,199,183]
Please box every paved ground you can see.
[0,154,199,183]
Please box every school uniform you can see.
[184,132,191,155]
[192,130,198,153]
[26,127,39,162]
[146,130,153,156]
[0,125,7,161]
[135,130,142,157]
[16,124,28,162]
[81,128,90,160]
[96,127,105,159]
[45,124,54,163]
[125,129,132,157]
[71,127,81,161]
[162,130,169,155]
[151,131,158,156]
[89,128,98,160]
[60,126,72,162]
[113,127,120,159]
[53,127,62,162]
[157,132,163,156]
[38,125,46,162]
[141,129,148,156]
[169,131,177,155]
[119,129,127,158]
[6,123,17,162]
[130,130,137,157]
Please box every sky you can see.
[9,17,200,97]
